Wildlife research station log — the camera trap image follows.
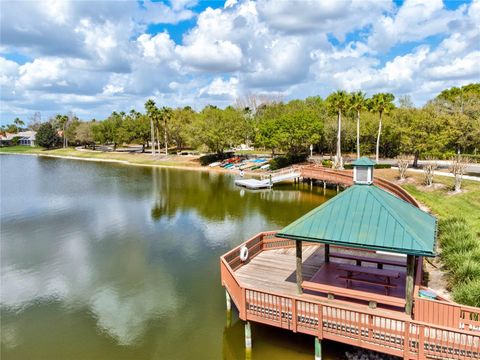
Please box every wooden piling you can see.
[226,290,231,311]
[315,337,322,360]
[405,255,416,315]
[296,240,303,294]
[245,321,252,349]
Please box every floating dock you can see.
[234,170,301,189]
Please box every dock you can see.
[221,233,480,360]
[234,169,301,189]
[221,160,480,359]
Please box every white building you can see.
[0,131,36,146]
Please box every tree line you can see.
[3,83,479,164]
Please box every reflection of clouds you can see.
[1,226,180,345]
[90,279,178,345]
[0,323,20,349]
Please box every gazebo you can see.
[276,158,437,315]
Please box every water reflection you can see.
[1,155,336,359]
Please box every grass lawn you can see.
[377,168,480,306]
[0,145,42,153]
[0,146,202,168]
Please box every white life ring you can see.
[239,170,245,177]
[240,246,249,261]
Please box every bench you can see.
[338,276,397,295]
[336,264,400,278]
[302,281,406,308]
[336,264,400,295]
[330,252,406,269]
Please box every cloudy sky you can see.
[0,0,479,124]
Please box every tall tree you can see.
[36,122,60,149]
[170,107,195,151]
[368,93,395,162]
[349,91,367,159]
[53,114,69,148]
[13,118,25,130]
[326,90,349,169]
[160,107,172,156]
[192,106,246,154]
[145,99,158,156]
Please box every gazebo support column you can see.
[405,255,416,316]
[296,240,303,294]
[324,244,330,263]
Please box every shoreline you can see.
[0,151,261,177]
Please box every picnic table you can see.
[336,263,400,295]
[329,252,406,269]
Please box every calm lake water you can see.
[0,154,347,360]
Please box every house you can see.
[0,131,36,146]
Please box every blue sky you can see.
[0,0,479,125]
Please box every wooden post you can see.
[296,240,303,294]
[226,289,232,327]
[226,290,231,311]
[315,337,322,360]
[245,321,252,349]
[324,244,330,263]
[405,255,415,315]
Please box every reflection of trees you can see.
[149,168,335,224]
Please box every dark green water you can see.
[0,155,346,360]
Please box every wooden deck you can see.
[236,245,407,307]
[221,232,480,360]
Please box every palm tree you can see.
[368,93,395,162]
[145,99,157,156]
[326,90,349,169]
[13,117,25,128]
[161,107,172,157]
[349,91,367,159]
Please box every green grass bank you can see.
[402,176,480,307]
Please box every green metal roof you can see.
[276,185,437,257]
[352,157,376,166]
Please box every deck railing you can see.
[415,297,480,332]
[221,233,480,359]
[298,165,420,207]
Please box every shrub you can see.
[270,153,308,170]
[452,279,480,307]
[322,159,332,168]
[438,217,480,307]
[462,154,480,162]
[199,152,234,166]
[449,259,480,286]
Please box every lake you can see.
[0,154,347,359]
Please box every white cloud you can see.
[368,0,466,52]
[257,0,392,40]
[0,0,479,122]
[200,77,239,98]
[176,38,243,72]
